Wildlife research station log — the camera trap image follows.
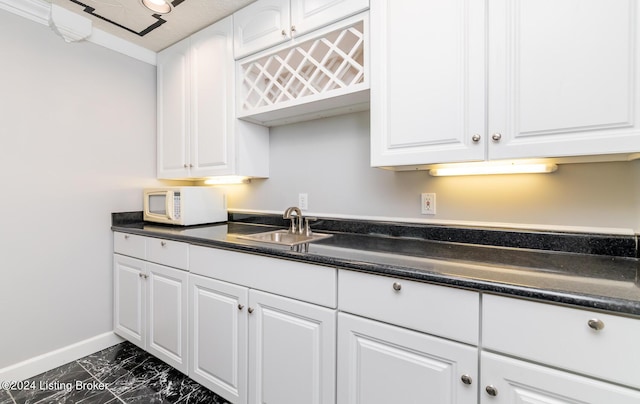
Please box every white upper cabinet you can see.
[370,0,486,168]
[371,0,640,169]
[234,0,369,59]
[488,0,640,160]
[157,16,269,179]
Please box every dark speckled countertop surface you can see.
[112,212,640,317]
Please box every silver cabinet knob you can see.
[248,307,254,314]
[471,134,481,143]
[491,133,502,142]
[160,241,166,247]
[138,273,148,279]
[460,374,473,385]
[183,163,188,168]
[485,385,498,396]
[238,304,244,311]
[281,29,287,36]
[291,25,296,33]
[588,318,605,331]
[124,235,130,240]
[392,282,402,291]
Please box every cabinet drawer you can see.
[483,294,640,389]
[146,238,189,270]
[190,245,337,308]
[338,270,479,345]
[114,232,146,259]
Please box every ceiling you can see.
[46,0,256,52]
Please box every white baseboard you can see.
[0,332,124,382]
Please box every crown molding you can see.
[0,0,49,24]
[0,0,157,65]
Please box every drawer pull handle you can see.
[485,385,498,396]
[460,374,473,385]
[588,318,605,331]
[161,241,166,247]
[124,235,130,240]
[392,282,402,291]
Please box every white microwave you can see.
[143,187,227,226]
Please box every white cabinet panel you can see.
[249,289,336,404]
[146,237,189,270]
[370,0,486,167]
[481,352,640,404]
[190,19,235,176]
[113,236,189,374]
[189,274,248,404]
[337,312,477,404]
[483,294,640,389]
[234,0,369,59]
[371,0,640,168]
[190,245,337,308]
[291,0,369,38]
[113,254,146,349]
[113,232,146,259]
[234,0,290,59]
[158,16,268,179]
[488,0,640,160]
[339,269,480,344]
[157,38,190,178]
[146,262,189,373]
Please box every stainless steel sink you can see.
[237,230,332,246]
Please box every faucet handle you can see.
[304,217,317,236]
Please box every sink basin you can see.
[237,230,332,246]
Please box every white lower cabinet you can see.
[189,274,248,404]
[188,246,337,404]
[481,352,640,403]
[249,289,336,404]
[113,254,189,373]
[337,312,477,404]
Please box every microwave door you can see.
[148,193,168,219]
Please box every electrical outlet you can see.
[298,193,309,210]
[421,193,436,215]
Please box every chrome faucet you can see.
[283,206,303,234]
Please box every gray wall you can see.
[0,10,158,368]
[225,111,640,234]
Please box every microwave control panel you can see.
[173,192,181,219]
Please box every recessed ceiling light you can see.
[141,0,172,14]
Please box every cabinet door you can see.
[291,0,369,38]
[234,0,290,59]
[488,0,640,160]
[249,289,336,404]
[337,313,477,404]
[157,37,190,179]
[189,16,236,177]
[481,352,640,404]
[146,262,189,373]
[113,254,146,349]
[370,0,486,168]
[189,274,249,404]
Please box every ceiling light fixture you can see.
[141,0,172,14]
[204,176,251,185]
[428,162,558,177]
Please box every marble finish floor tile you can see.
[3,342,230,404]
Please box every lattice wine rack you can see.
[237,18,367,119]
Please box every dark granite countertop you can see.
[111,213,640,317]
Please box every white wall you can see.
[0,10,158,368]
[225,111,640,234]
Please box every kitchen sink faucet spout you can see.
[283,206,303,234]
